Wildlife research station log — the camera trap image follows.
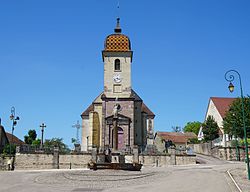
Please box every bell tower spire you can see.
[114,18,122,33]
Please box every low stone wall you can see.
[191,143,212,155]
[14,152,196,170]
[190,143,248,161]
[15,153,92,170]
[176,155,196,165]
[15,153,54,170]
[59,154,92,169]
[138,154,196,167]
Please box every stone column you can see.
[53,147,59,169]
[170,147,176,165]
[113,118,118,151]
[133,146,139,164]
[91,147,97,163]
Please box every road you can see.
[0,154,245,192]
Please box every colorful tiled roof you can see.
[104,18,131,52]
[105,34,131,52]
[210,97,236,118]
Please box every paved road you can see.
[0,155,245,192]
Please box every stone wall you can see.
[191,143,212,155]
[190,143,248,161]
[138,154,196,167]
[15,153,54,170]
[59,154,92,169]
[14,152,195,170]
[15,153,92,170]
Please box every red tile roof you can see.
[156,132,197,144]
[210,97,236,118]
[6,133,25,145]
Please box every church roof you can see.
[81,90,155,118]
[81,104,94,117]
[210,97,236,118]
[104,18,131,52]
[142,103,155,117]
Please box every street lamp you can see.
[9,107,20,154]
[40,123,46,149]
[225,69,250,180]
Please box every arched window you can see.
[114,59,121,71]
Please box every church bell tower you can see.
[102,18,133,98]
[81,18,155,153]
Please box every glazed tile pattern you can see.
[105,34,131,51]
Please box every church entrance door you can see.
[118,127,124,150]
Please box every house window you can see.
[114,59,121,71]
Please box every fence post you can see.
[53,147,59,169]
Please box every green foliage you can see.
[44,138,70,154]
[172,126,182,132]
[239,138,250,147]
[31,139,41,147]
[3,144,16,155]
[230,140,240,147]
[24,129,37,144]
[183,121,202,135]
[202,115,219,142]
[223,98,250,139]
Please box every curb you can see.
[227,169,242,192]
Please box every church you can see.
[81,18,155,153]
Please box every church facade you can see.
[81,19,155,153]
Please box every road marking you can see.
[227,169,242,192]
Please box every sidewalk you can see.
[230,168,250,192]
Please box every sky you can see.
[0,0,250,148]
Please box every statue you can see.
[112,103,121,118]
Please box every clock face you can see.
[113,74,121,83]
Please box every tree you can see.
[3,144,16,155]
[44,138,70,154]
[183,121,202,135]
[172,126,182,132]
[202,115,219,141]
[223,98,250,139]
[32,139,41,147]
[24,130,37,144]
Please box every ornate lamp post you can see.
[9,107,20,154]
[40,123,46,149]
[225,69,250,180]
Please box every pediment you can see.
[106,114,131,125]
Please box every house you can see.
[6,133,25,146]
[199,97,236,146]
[0,119,9,153]
[0,118,25,153]
[154,132,197,153]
